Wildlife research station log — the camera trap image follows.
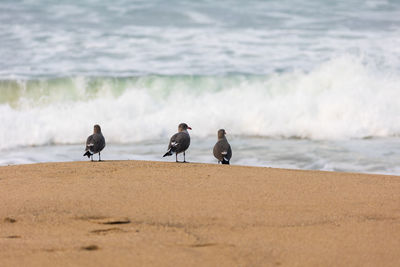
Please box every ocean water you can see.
[1,0,400,174]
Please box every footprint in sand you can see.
[90,227,125,235]
[78,216,131,225]
[188,243,235,248]
[4,217,17,223]
[81,245,99,251]
[189,243,218,248]
[95,218,131,225]
[5,235,21,239]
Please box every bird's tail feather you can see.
[222,158,230,165]
[83,151,93,158]
[163,148,173,157]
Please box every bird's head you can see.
[94,124,101,134]
[178,123,192,132]
[218,129,226,139]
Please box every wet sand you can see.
[1,161,400,266]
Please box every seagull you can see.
[213,129,232,164]
[83,124,106,161]
[163,123,192,163]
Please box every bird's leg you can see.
[91,155,93,162]
[183,151,186,163]
[99,152,101,162]
[176,153,178,162]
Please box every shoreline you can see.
[2,159,399,177]
[2,137,399,176]
[1,160,400,266]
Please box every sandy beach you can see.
[1,161,399,266]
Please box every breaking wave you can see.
[1,56,400,150]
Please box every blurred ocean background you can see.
[1,0,400,174]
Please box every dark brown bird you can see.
[213,129,232,164]
[83,124,106,161]
[163,123,192,162]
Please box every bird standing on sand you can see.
[83,124,106,161]
[213,129,232,164]
[163,123,192,162]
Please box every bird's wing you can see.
[85,134,94,150]
[214,140,232,161]
[227,143,232,160]
[213,142,223,161]
[90,134,106,153]
[168,133,179,150]
[174,132,190,152]
[226,142,232,160]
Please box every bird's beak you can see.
[187,127,192,130]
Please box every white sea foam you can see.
[1,56,399,150]
[1,1,400,78]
